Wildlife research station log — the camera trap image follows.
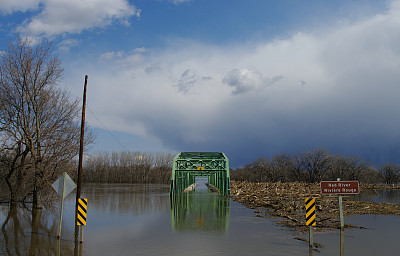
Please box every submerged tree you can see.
[0,37,93,207]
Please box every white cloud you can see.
[64,0,400,166]
[0,0,40,14]
[133,47,147,54]
[116,54,145,68]
[16,0,140,37]
[99,51,124,62]
[222,68,282,94]
[57,38,79,52]
[144,63,162,74]
[172,0,191,4]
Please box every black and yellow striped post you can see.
[77,198,87,225]
[306,198,316,226]
[77,198,87,243]
[305,198,316,247]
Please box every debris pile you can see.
[230,181,400,232]
[183,183,197,192]
[205,183,220,193]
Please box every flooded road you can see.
[1,183,400,255]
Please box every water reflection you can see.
[351,189,400,203]
[340,228,344,256]
[170,183,230,232]
[0,184,171,256]
[308,228,344,256]
[0,205,74,255]
[83,183,170,216]
[3,184,400,255]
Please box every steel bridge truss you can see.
[170,152,230,196]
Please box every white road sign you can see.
[52,172,76,199]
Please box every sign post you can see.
[52,172,76,239]
[305,198,316,247]
[77,198,88,243]
[320,179,360,229]
[337,178,344,229]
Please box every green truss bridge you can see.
[170,152,231,196]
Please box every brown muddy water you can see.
[1,181,400,256]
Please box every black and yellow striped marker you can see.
[77,198,87,226]
[305,198,316,226]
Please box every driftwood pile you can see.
[205,183,220,193]
[183,183,197,192]
[230,181,400,233]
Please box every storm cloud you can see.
[64,1,400,167]
[223,68,283,95]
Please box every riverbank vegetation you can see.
[230,148,400,185]
[79,151,174,184]
[0,150,174,203]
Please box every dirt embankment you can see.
[230,181,400,233]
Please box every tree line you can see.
[74,148,400,185]
[78,151,174,184]
[230,148,400,184]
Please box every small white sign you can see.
[52,172,76,199]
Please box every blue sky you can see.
[1,0,400,167]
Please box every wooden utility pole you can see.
[75,75,88,243]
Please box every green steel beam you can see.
[170,152,230,196]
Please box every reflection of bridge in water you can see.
[169,152,231,232]
[170,179,230,232]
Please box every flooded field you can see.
[351,188,400,204]
[1,182,400,255]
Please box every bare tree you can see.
[288,154,306,182]
[82,151,173,184]
[230,149,383,184]
[327,154,368,181]
[379,163,400,184]
[270,153,292,182]
[298,148,329,183]
[359,167,381,184]
[0,37,93,207]
[251,158,269,182]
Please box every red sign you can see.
[320,181,359,195]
